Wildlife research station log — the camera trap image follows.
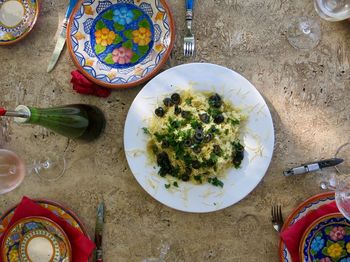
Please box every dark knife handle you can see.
[96,259,103,262]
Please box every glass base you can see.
[287,17,321,51]
[33,154,66,181]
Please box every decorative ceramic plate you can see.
[67,0,175,89]
[0,0,39,45]
[300,213,350,262]
[1,216,72,262]
[124,63,275,213]
[279,192,335,262]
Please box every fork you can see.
[183,0,195,57]
[271,205,284,232]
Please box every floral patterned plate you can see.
[67,0,175,89]
[0,199,85,237]
[279,192,335,262]
[300,213,350,262]
[0,0,39,45]
[1,216,72,262]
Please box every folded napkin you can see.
[280,201,339,262]
[0,196,95,262]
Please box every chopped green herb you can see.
[194,175,202,183]
[142,127,151,135]
[224,129,229,135]
[185,98,193,105]
[229,118,240,126]
[208,107,222,118]
[173,181,179,187]
[165,184,171,189]
[208,177,224,187]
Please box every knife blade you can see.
[283,158,344,177]
[95,201,105,262]
[47,0,78,73]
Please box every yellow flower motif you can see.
[132,27,152,46]
[346,242,350,253]
[134,66,144,76]
[95,28,116,47]
[9,249,18,261]
[155,43,164,52]
[75,32,85,40]
[107,72,117,79]
[85,59,94,67]
[155,12,164,21]
[327,243,343,258]
[84,5,94,15]
[0,33,14,41]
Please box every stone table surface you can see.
[0,0,349,261]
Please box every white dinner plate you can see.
[124,63,275,213]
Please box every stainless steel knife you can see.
[95,201,105,262]
[47,0,78,73]
[283,158,344,177]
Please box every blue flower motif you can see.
[311,236,325,253]
[113,7,134,25]
[340,258,350,262]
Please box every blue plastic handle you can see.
[186,0,194,10]
[65,0,79,19]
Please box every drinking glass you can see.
[315,0,350,21]
[286,16,321,50]
[320,142,350,219]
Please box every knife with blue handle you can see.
[47,0,78,73]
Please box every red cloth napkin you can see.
[0,196,95,262]
[280,201,339,262]
[71,70,111,98]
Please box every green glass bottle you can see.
[13,104,106,142]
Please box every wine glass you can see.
[314,0,350,21]
[286,16,321,50]
[0,148,67,194]
[320,142,350,219]
[141,243,170,262]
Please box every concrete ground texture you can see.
[0,0,349,261]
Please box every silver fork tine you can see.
[184,0,195,57]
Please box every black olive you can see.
[171,93,181,105]
[181,174,190,182]
[192,146,201,153]
[194,130,204,142]
[204,133,213,143]
[192,160,201,169]
[184,140,192,147]
[174,105,182,115]
[185,167,192,175]
[181,110,191,119]
[155,107,165,117]
[163,98,173,107]
[232,150,244,168]
[214,114,225,124]
[162,140,169,148]
[157,152,172,176]
[213,145,222,155]
[208,93,222,108]
[199,113,210,123]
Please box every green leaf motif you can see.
[132,9,142,19]
[138,45,149,55]
[310,249,316,256]
[130,53,140,63]
[316,232,323,238]
[102,10,114,20]
[95,20,106,30]
[138,19,150,29]
[113,35,123,45]
[114,23,124,31]
[94,44,106,55]
[124,30,133,39]
[345,227,350,235]
[104,53,114,65]
[122,40,133,49]
[322,247,328,256]
[325,226,333,235]
[338,240,345,247]
[327,240,334,247]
